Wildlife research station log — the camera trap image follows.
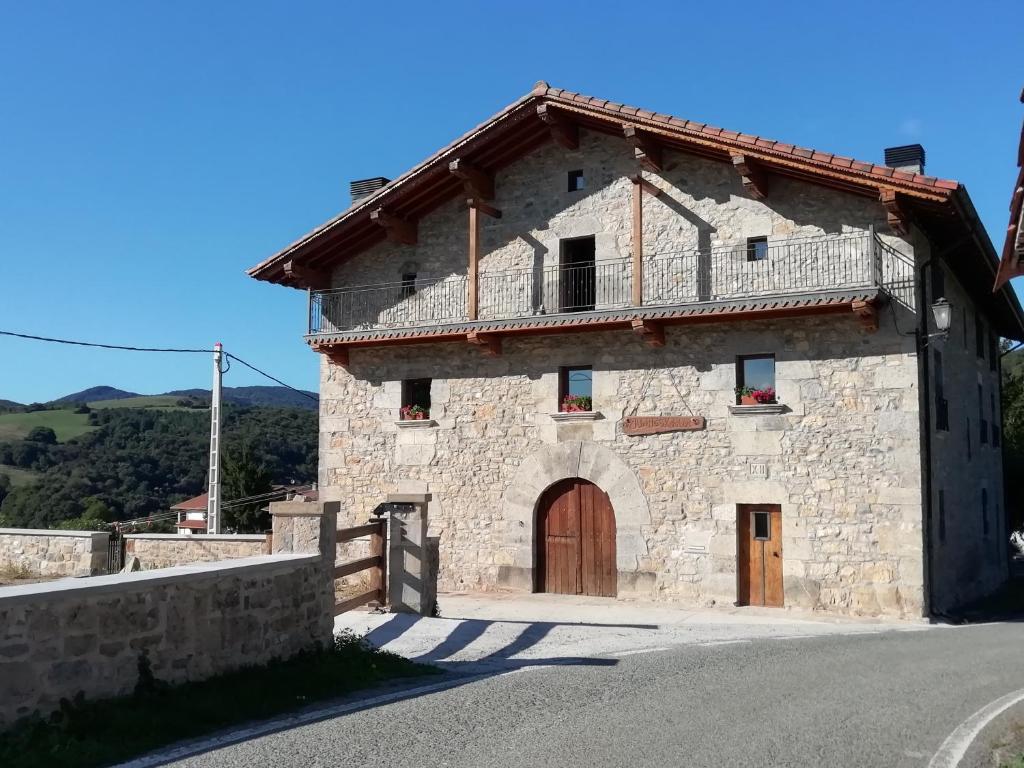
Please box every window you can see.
[976,310,985,359]
[938,490,946,544]
[560,236,596,312]
[979,384,988,445]
[567,170,585,192]
[752,510,770,540]
[401,378,431,413]
[931,261,945,302]
[736,354,776,403]
[746,236,769,262]
[982,489,989,536]
[989,331,999,372]
[401,272,417,298]
[934,351,948,431]
[559,366,593,411]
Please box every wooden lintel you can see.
[466,331,501,356]
[879,190,909,236]
[467,198,502,218]
[283,260,329,289]
[631,318,665,347]
[537,104,579,150]
[448,158,494,200]
[369,208,417,245]
[623,124,663,172]
[730,153,769,200]
[851,299,879,333]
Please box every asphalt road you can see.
[154,621,1024,768]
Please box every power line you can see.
[0,330,211,353]
[224,352,318,402]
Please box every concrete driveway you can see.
[131,594,1024,768]
[335,592,929,675]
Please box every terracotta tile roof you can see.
[170,493,208,511]
[536,83,958,193]
[175,519,208,530]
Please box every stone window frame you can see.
[558,365,594,411]
[735,353,776,403]
[401,378,432,412]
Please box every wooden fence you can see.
[333,519,387,615]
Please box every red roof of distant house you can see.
[171,493,208,512]
[175,519,208,530]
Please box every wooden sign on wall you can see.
[623,416,705,436]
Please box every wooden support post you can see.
[468,203,480,320]
[369,518,387,609]
[631,176,643,307]
[467,331,501,356]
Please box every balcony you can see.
[307,233,914,343]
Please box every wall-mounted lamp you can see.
[929,297,951,341]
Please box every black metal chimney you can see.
[349,177,390,204]
[883,144,925,175]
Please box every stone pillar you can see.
[387,493,435,614]
[270,500,338,643]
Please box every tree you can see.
[26,426,57,445]
[221,443,274,533]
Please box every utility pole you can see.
[206,342,224,534]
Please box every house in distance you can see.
[250,82,1024,618]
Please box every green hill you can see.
[89,395,200,411]
[0,410,95,442]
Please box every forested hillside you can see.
[0,406,316,530]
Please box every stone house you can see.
[249,83,1024,618]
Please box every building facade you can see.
[251,83,1024,618]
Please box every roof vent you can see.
[349,177,390,204]
[884,144,925,175]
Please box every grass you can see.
[88,395,200,411]
[0,411,94,443]
[0,464,40,487]
[1002,758,1024,768]
[0,631,438,768]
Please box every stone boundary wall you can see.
[0,554,332,729]
[124,534,270,571]
[0,528,109,578]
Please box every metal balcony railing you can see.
[309,232,915,335]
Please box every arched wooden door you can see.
[536,478,617,597]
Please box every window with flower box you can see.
[735,354,776,405]
[559,366,593,412]
[400,378,431,421]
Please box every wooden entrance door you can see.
[536,478,616,597]
[737,504,784,607]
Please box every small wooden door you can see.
[536,478,616,597]
[737,504,784,607]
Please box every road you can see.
[139,600,1024,768]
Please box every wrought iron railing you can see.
[308,232,916,335]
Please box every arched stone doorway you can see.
[536,478,616,597]
[498,442,650,595]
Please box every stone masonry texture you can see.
[0,528,109,577]
[313,129,1005,618]
[0,555,329,729]
[125,534,269,570]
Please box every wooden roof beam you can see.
[631,318,665,347]
[730,153,769,200]
[283,260,330,289]
[880,190,910,236]
[623,124,663,172]
[448,158,495,200]
[369,208,417,245]
[467,331,501,356]
[467,198,502,219]
[537,104,579,150]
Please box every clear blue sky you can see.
[1,1,1021,403]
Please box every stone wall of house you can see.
[922,231,1007,612]
[327,129,912,331]
[124,534,270,570]
[319,311,925,618]
[0,528,110,577]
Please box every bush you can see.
[25,427,57,445]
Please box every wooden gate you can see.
[536,478,616,597]
[333,519,387,615]
[737,504,784,607]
